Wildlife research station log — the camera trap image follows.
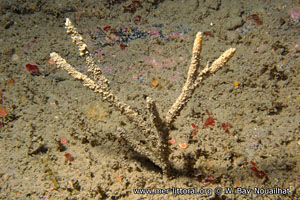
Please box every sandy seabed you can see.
[0,0,300,199]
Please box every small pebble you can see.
[11,53,19,61]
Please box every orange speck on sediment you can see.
[178,143,187,149]
[169,138,176,145]
[233,81,239,87]
[151,79,159,87]
[7,78,15,86]
[0,107,7,116]
[48,59,55,65]
[60,138,68,144]
[116,176,122,182]
[234,179,241,186]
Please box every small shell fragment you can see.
[178,143,187,149]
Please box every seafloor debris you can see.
[250,161,266,178]
[246,14,263,25]
[25,64,40,75]
[203,110,215,128]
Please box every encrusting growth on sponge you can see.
[50,18,236,175]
